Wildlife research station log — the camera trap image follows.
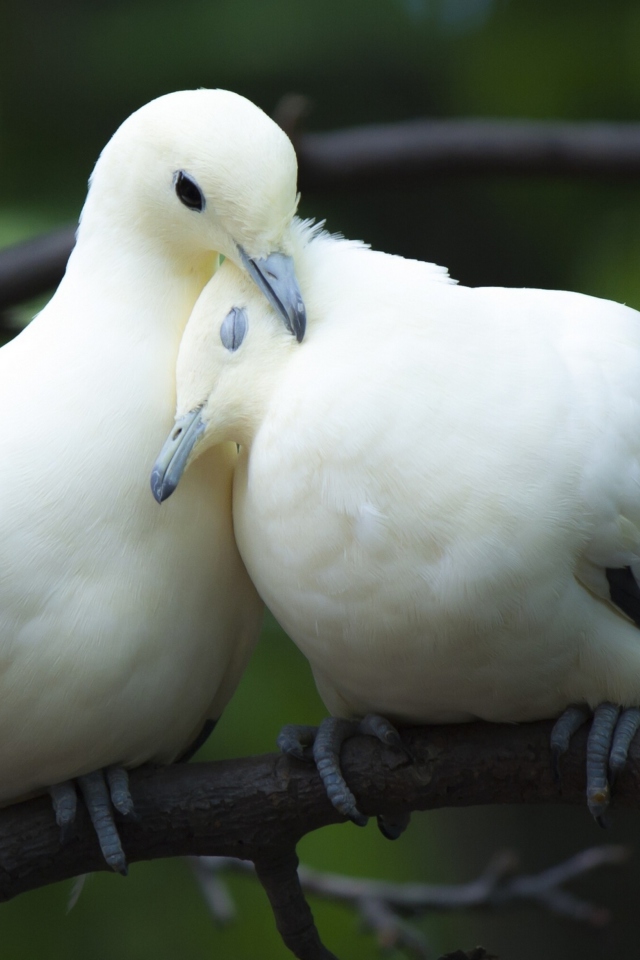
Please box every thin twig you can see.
[192,844,628,958]
[357,895,432,958]
[187,858,237,925]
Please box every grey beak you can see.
[238,248,306,342]
[151,407,204,503]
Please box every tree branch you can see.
[0,226,76,313]
[295,117,640,188]
[253,849,340,960]
[0,720,636,958]
[0,718,636,902]
[3,115,640,310]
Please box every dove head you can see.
[85,88,298,264]
[80,89,305,338]
[151,259,297,503]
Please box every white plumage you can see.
[161,221,640,738]
[0,89,306,850]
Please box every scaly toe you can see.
[77,770,128,875]
[358,714,413,761]
[277,723,318,763]
[106,765,138,822]
[313,717,368,826]
[609,707,640,782]
[586,703,620,824]
[49,781,78,845]
[549,704,591,782]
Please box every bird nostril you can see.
[172,427,183,441]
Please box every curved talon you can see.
[377,810,411,840]
[49,781,78,844]
[550,701,640,826]
[313,717,368,826]
[277,723,318,763]
[586,703,620,826]
[280,714,413,833]
[609,707,640,781]
[356,714,414,837]
[358,714,413,761]
[77,770,128,875]
[550,704,591,782]
[308,713,413,833]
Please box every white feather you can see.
[0,87,309,802]
[173,225,640,729]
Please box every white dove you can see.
[153,222,640,834]
[0,87,306,872]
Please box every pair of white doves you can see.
[2,88,640,870]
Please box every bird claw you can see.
[50,765,135,875]
[106,765,139,822]
[609,706,640,782]
[551,702,640,824]
[377,810,412,840]
[277,723,318,762]
[311,717,368,826]
[358,714,414,762]
[549,703,591,783]
[278,714,411,837]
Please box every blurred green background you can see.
[2,0,640,957]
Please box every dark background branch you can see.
[194,844,628,959]
[1,719,637,903]
[3,116,640,312]
[0,226,76,313]
[296,118,640,188]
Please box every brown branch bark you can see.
[0,719,637,903]
[254,849,339,960]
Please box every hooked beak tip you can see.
[150,407,205,505]
[239,248,306,341]
[150,469,175,504]
[291,301,306,343]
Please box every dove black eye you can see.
[174,171,205,212]
[220,307,248,352]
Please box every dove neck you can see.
[62,218,216,344]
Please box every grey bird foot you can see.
[278,715,412,838]
[48,764,137,875]
[277,723,318,763]
[550,702,640,826]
